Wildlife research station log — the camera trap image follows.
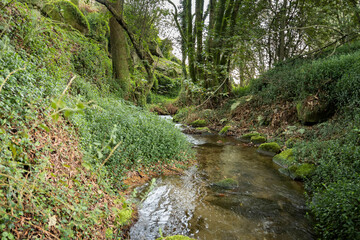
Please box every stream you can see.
[129,118,314,240]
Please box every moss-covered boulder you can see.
[190,119,207,127]
[279,163,315,181]
[196,127,211,134]
[239,132,260,142]
[219,125,231,135]
[156,235,195,240]
[257,142,281,156]
[212,178,239,190]
[251,135,266,144]
[43,0,90,34]
[296,96,334,124]
[273,149,295,168]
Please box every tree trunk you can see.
[180,0,188,79]
[187,0,197,83]
[95,0,154,105]
[109,0,130,96]
[195,0,204,80]
[278,0,287,62]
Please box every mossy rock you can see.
[212,178,239,189]
[156,235,195,240]
[250,135,266,144]
[273,149,295,168]
[239,132,260,142]
[190,119,207,127]
[295,163,315,180]
[296,96,334,124]
[196,127,211,133]
[43,0,90,34]
[279,163,315,181]
[219,125,231,135]
[257,142,281,156]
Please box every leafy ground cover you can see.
[0,2,193,238]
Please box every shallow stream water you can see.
[130,123,314,240]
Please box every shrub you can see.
[310,179,360,239]
[232,84,249,98]
[72,98,193,188]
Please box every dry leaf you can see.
[49,215,57,227]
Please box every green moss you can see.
[279,163,315,181]
[296,98,332,124]
[43,0,90,34]
[115,207,132,226]
[70,0,79,6]
[257,142,281,154]
[219,125,231,135]
[213,178,239,189]
[273,149,295,168]
[156,235,195,240]
[295,163,315,178]
[196,127,210,133]
[239,132,260,142]
[251,135,266,144]
[190,119,207,127]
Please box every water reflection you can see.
[130,131,314,240]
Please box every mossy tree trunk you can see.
[95,0,155,106]
[187,0,197,83]
[109,0,130,96]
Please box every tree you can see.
[95,0,155,105]
[109,0,130,96]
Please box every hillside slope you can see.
[0,2,193,238]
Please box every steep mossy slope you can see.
[0,2,192,238]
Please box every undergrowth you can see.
[0,2,193,238]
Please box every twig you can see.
[96,142,122,175]
[58,75,76,104]
[0,67,26,93]
[0,0,14,11]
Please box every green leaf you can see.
[64,110,72,118]
[50,100,57,110]
[76,102,85,109]
[39,123,50,133]
[58,100,66,109]
[51,113,59,122]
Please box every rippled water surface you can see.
[130,133,314,240]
